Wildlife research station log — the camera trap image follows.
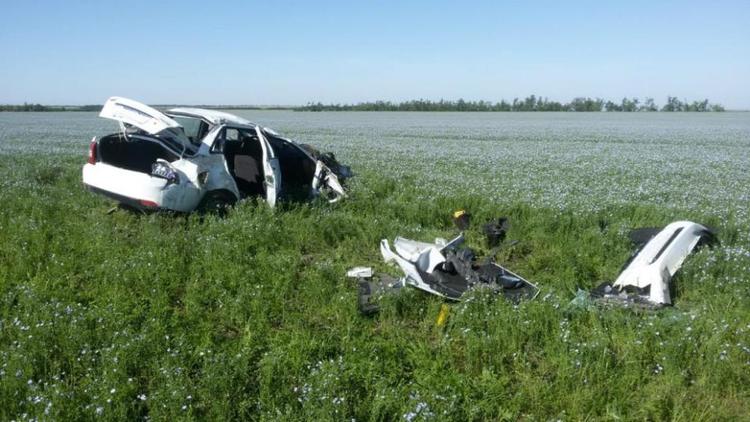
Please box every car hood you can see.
[100,97,192,148]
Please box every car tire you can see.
[197,191,236,216]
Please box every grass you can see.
[1,150,749,421]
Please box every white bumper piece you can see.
[612,220,716,305]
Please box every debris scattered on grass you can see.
[346,266,373,278]
[348,213,537,314]
[357,274,404,315]
[482,217,509,248]
[591,220,718,307]
[435,304,450,327]
[451,209,471,230]
[380,233,538,301]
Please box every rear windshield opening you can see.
[170,115,209,144]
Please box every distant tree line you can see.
[295,96,726,112]
[0,103,101,112]
[0,103,292,112]
[1,96,728,112]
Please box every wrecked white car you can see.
[82,97,350,212]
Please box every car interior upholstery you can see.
[222,130,265,198]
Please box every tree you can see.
[620,97,639,112]
[289,95,726,112]
[605,101,622,112]
[639,98,658,112]
[662,96,683,112]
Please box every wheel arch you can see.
[200,188,239,204]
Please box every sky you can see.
[1,0,749,108]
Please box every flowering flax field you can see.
[1,111,749,420]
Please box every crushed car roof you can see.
[167,108,255,126]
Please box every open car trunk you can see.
[97,133,178,174]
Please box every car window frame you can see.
[210,126,258,153]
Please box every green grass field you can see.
[1,112,749,420]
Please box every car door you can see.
[195,126,242,199]
[255,127,281,206]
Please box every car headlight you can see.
[151,162,180,185]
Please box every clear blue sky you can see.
[1,0,748,108]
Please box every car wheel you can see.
[198,191,235,216]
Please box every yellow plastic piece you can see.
[436,304,451,327]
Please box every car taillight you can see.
[87,138,97,164]
[139,199,158,208]
[151,161,180,185]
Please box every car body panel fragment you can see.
[380,234,538,302]
[346,267,373,278]
[312,160,347,202]
[593,220,717,306]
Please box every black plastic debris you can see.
[436,246,536,302]
[357,279,380,316]
[589,281,661,310]
[482,217,509,248]
[351,272,402,316]
[380,233,539,303]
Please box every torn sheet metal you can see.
[380,234,538,302]
[592,220,717,306]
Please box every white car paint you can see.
[168,107,253,126]
[83,97,347,212]
[346,267,374,278]
[380,233,538,301]
[100,97,187,141]
[256,128,281,207]
[613,220,714,305]
[380,234,465,297]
